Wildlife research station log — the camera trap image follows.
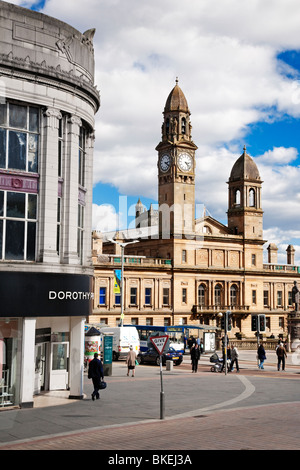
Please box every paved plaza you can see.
[0,350,299,454]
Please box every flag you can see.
[114,270,121,294]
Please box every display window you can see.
[0,319,22,407]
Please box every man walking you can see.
[276,342,287,371]
[229,345,239,373]
[191,343,201,372]
[88,352,104,400]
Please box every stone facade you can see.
[0,1,99,407]
[90,80,299,346]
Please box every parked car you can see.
[137,347,183,366]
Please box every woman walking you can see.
[257,342,266,369]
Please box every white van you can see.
[99,326,140,360]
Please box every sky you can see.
[11,0,300,265]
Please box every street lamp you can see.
[109,239,139,327]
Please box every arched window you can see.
[230,284,238,306]
[214,284,222,306]
[198,284,206,306]
[166,118,170,135]
[249,188,255,207]
[181,117,186,134]
[235,189,241,206]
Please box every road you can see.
[0,350,299,455]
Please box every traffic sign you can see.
[150,335,169,355]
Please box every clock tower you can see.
[156,80,197,239]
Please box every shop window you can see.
[0,190,37,261]
[0,102,39,173]
[0,319,21,408]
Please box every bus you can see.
[127,325,186,354]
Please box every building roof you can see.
[164,79,190,113]
[229,146,261,182]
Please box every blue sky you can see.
[16,0,300,264]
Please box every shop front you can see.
[0,271,93,408]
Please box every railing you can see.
[263,263,300,273]
[193,305,250,313]
[95,254,172,267]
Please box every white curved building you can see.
[0,1,100,407]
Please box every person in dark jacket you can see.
[191,343,200,372]
[88,353,104,400]
[257,343,266,369]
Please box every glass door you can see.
[50,342,69,390]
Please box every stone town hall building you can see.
[91,80,299,344]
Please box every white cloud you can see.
[36,0,300,258]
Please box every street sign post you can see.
[149,335,169,419]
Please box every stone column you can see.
[82,131,95,266]
[20,318,36,408]
[38,107,61,262]
[69,316,85,400]
[62,115,82,264]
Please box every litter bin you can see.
[166,360,173,371]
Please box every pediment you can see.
[195,215,230,236]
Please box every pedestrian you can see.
[257,342,266,369]
[88,352,104,401]
[276,342,287,371]
[229,345,239,372]
[126,345,137,377]
[191,343,200,372]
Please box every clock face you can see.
[178,153,193,172]
[160,154,171,172]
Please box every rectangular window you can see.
[0,103,39,173]
[99,287,106,305]
[252,290,257,305]
[146,317,153,326]
[0,191,37,261]
[182,288,187,304]
[279,317,284,328]
[163,288,169,305]
[5,220,24,260]
[130,287,137,305]
[182,249,187,263]
[77,204,84,262]
[56,198,61,254]
[288,291,292,306]
[164,317,171,326]
[115,293,121,305]
[263,290,269,307]
[78,127,86,186]
[277,291,283,307]
[58,117,63,177]
[145,287,151,305]
[251,254,256,266]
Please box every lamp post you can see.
[109,239,139,327]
